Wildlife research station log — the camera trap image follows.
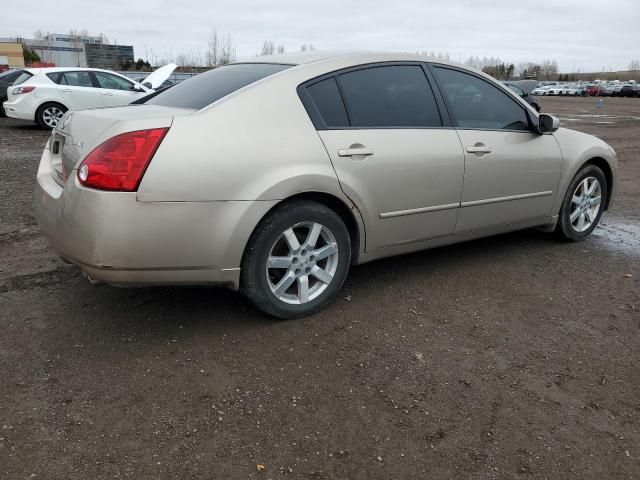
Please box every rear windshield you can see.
[144,63,292,109]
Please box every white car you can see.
[547,85,579,96]
[532,86,551,95]
[3,64,176,128]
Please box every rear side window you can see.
[338,65,442,128]
[46,73,62,84]
[306,77,349,128]
[145,63,291,109]
[12,71,33,86]
[433,67,530,131]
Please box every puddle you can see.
[591,219,640,256]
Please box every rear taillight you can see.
[12,86,35,95]
[77,128,169,191]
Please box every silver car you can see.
[35,52,617,318]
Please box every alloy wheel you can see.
[265,221,339,305]
[42,106,65,128]
[569,176,602,232]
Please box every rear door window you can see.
[60,71,94,88]
[337,65,442,128]
[145,63,291,109]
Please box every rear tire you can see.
[241,200,351,319]
[555,165,607,242]
[36,102,67,129]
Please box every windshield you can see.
[144,63,292,109]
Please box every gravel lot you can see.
[1,96,639,479]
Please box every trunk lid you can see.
[51,105,194,186]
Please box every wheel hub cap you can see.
[569,176,602,233]
[265,222,339,305]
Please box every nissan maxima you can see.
[35,52,617,318]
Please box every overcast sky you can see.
[7,0,640,72]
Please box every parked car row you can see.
[531,81,639,98]
[1,64,177,128]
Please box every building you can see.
[2,33,134,69]
[0,41,25,68]
[23,33,89,67]
[85,42,134,69]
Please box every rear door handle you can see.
[466,143,492,154]
[62,89,73,93]
[102,92,114,96]
[338,147,374,157]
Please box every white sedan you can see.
[3,64,176,128]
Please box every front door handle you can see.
[466,143,492,155]
[102,92,114,96]
[62,89,73,93]
[338,147,374,158]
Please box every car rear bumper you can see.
[35,144,277,289]
[3,98,35,121]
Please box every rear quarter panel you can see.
[137,73,343,202]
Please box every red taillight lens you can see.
[12,86,36,94]
[77,128,169,191]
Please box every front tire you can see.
[36,102,67,129]
[555,165,607,241]
[241,200,351,319]
[0,97,6,117]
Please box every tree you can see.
[68,28,89,67]
[261,40,275,56]
[220,33,236,65]
[481,62,515,80]
[300,44,316,52]
[22,48,40,64]
[630,60,640,72]
[277,44,285,54]
[540,59,558,80]
[206,28,219,67]
[207,28,236,67]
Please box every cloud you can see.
[6,0,640,72]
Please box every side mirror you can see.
[539,113,560,133]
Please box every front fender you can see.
[551,128,618,214]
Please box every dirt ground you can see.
[1,96,639,479]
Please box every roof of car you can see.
[237,50,463,68]
[23,67,124,75]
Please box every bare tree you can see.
[68,29,88,67]
[206,28,235,67]
[220,33,236,65]
[261,40,275,56]
[300,44,316,52]
[176,53,189,67]
[629,60,640,72]
[277,44,285,54]
[540,59,559,80]
[206,29,219,67]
